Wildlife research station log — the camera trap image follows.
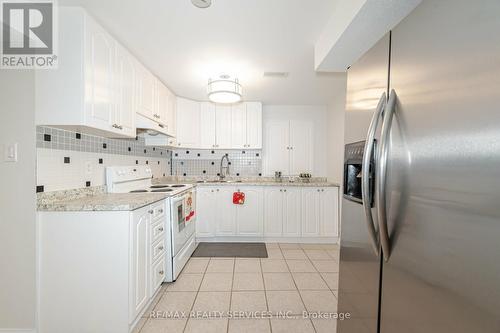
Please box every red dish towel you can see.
[233,192,245,205]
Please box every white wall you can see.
[326,75,347,183]
[0,71,37,330]
[262,105,328,177]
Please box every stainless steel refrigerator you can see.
[337,0,500,332]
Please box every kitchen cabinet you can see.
[200,102,217,149]
[136,62,156,120]
[263,187,301,237]
[166,89,177,137]
[235,186,263,236]
[215,187,237,236]
[37,201,167,333]
[176,97,201,148]
[215,105,233,149]
[320,187,339,237]
[301,188,321,237]
[301,187,339,237]
[231,102,263,149]
[154,79,168,126]
[263,120,313,176]
[36,8,136,138]
[130,206,150,320]
[196,187,217,237]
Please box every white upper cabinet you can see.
[114,44,136,137]
[155,79,168,126]
[136,62,156,121]
[231,104,247,149]
[166,89,177,137]
[263,120,313,176]
[176,97,201,148]
[215,105,232,149]
[246,102,263,149]
[200,102,217,149]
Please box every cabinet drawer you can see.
[151,257,166,294]
[151,220,166,243]
[151,202,166,221]
[151,238,166,263]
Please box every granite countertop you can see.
[153,176,341,187]
[37,187,169,212]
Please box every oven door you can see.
[171,195,187,257]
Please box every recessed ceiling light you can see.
[191,0,211,9]
[263,71,289,78]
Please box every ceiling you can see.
[59,0,346,105]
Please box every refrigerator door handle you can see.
[377,89,397,262]
[362,92,386,256]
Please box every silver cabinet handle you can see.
[158,227,164,232]
[159,270,164,275]
[148,210,154,214]
[362,92,386,257]
[377,89,397,262]
[112,124,122,130]
[280,189,283,192]
[284,189,287,192]
[158,209,163,213]
[158,246,164,250]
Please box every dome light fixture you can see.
[207,75,243,104]
[191,0,211,9]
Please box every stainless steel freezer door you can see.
[338,33,390,333]
[379,0,500,332]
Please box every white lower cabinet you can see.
[196,185,339,241]
[37,201,168,333]
[236,187,263,236]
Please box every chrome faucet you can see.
[220,153,230,180]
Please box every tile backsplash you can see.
[172,149,262,177]
[36,126,171,192]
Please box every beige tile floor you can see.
[135,243,339,333]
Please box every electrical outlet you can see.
[85,161,92,174]
[4,143,18,162]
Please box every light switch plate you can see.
[4,143,18,162]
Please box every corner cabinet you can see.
[196,185,338,242]
[36,7,136,138]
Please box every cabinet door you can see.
[196,187,217,238]
[85,19,115,132]
[136,63,155,119]
[231,103,247,149]
[236,186,263,236]
[114,44,135,137]
[301,188,321,237]
[155,80,169,126]
[215,187,236,236]
[289,120,314,175]
[246,102,262,149]
[263,121,290,176]
[215,105,232,149]
[130,207,150,320]
[263,187,284,237]
[200,102,216,149]
[166,89,177,137]
[283,187,302,237]
[320,187,339,237]
[176,98,200,148]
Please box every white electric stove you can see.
[106,166,197,282]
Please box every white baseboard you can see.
[0,329,37,333]
[196,236,339,244]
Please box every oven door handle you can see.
[376,89,397,262]
[362,92,386,256]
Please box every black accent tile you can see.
[64,157,70,163]
[153,147,156,151]
[44,134,51,142]
[203,170,206,174]
[163,173,166,177]
[259,173,262,176]
[211,150,215,154]
[144,149,147,154]
[183,173,187,176]
[197,153,201,157]
[99,158,103,164]
[161,152,163,155]
[236,173,240,176]
[186,151,190,154]
[256,153,260,157]
[146,160,149,164]
[211,162,215,165]
[242,150,246,154]
[158,161,160,165]
[128,147,131,152]
[175,153,178,157]
[102,143,107,149]
[36,185,44,193]
[180,161,184,165]
[135,136,138,140]
[135,160,138,164]
[217,173,220,176]
[228,162,232,165]
[75,133,81,139]
[86,181,91,187]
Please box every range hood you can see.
[135,113,175,146]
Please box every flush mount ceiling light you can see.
[191,0,211,8]
[207,75,243,104]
